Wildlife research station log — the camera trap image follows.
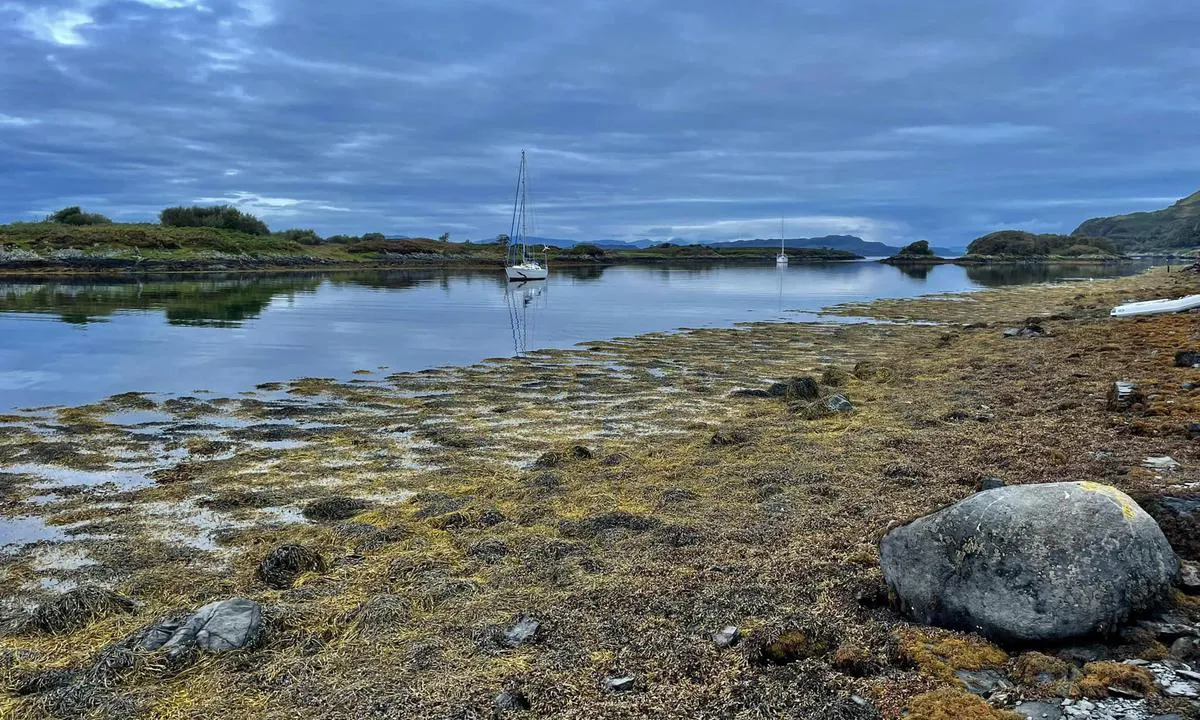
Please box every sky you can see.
[1,1,1198,247]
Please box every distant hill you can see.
[520,234,968,255]
[966,230,1117,257]
[709,235,962,257]
[1072,190,1200,251]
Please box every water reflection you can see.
[0,261,1156,409]
[505,281,548,356]
[963,262,1145,287]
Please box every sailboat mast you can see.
[780,216,785,255]
[520,151,528,260]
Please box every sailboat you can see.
[776,217,789,265]
[504,151,549,282]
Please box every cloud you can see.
[0,0,1198,247]
[13,7,94,45]
[885,124,1051,144]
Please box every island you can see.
[0,206,861,274]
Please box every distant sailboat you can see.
[776,216,789,265]
[504,151,549,282]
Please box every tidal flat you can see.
[1,268,1199,719]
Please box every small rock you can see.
[979,477,1006,491]
[1174,350,1200,368]
[1187,423,1200,440]
[1108,381,1145,411]
[713,625,740,648]
[1169,636,1200,661]
[1183,382,1198,391]
[767,376,820,401]
[161,597,264,657]
[1143,456,1181,471]
[793,394,854,419]
[955,668,1011,697]
[1003,325,1044,339]
[1137,620,1198,640]
[1179,561,1200,594]
[493,689,530,714]
[502,616,541,648]
[1013,700,1064,720]
[602,675,635,693]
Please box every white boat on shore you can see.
[1111,294,1200,317]
[504,151,548,282]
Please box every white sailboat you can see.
[776,216,788,265]
[504,150,549,282]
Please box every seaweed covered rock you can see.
[768,376,820,401]
[257,544,326,589]
[158,598,264,656]
[302,495,371,522]
[27,586,136,634]
[880,482,1179,643]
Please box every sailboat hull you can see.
[776,255,789,265]
[505,264,549,281]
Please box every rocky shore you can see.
[1,268,1198,719]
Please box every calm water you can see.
[0,261,1150,410]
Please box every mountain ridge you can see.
[1071,190,1200,250]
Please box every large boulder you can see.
[880,482,1179,643]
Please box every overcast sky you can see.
[1,1,1197,245]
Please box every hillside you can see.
[708,235,962,257]
[966,230,1117,257]
[0,222,860,272]
[1072,190,1200,251]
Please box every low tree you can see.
[496,233,510,250]
[275,228,323,245]
[438,232,450,242]
[160,205,270,235]
[46,206,112,225]
[361,232,386,242]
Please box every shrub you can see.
[160,205,270,235]
[46,206,112,225]
[898,240,934,256]
[566,243,605,257]
[275,228,322,245]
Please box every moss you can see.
[906,689,1023,720]
[897,627,1008,682]
[1074,661,1157,699]
[1011,651,1072,686]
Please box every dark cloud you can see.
[1,0,1197,245]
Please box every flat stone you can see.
[502,616,541,648]
[956,668,1011,696]
[161,598,264,656]
[979,477,1006,491]
[1138,620,1198,640]
[1143,456,1181,471]
[603,675,635,693]
[712,625,740,649]
[493,689,530,714]
[1012,701,1064,720]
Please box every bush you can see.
[565,243,605,256]
[898,240,934,256]
[275,228,322,245]
[160,205,270,235]
[361,232,386,242]
[46,206,112,225]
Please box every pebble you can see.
[603,675,635,693]
[712,625,740,649]
[502,616,541,648]
[1012,662,1200,720]
[1142,456,1181,471]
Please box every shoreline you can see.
[1,267,1198,718]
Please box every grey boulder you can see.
[880,482,1179,643]
[160,598,265,656]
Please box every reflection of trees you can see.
[556,265,606,281]
[0,274,323,327]
[963,262,1148,287]
[893,264,932,280]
